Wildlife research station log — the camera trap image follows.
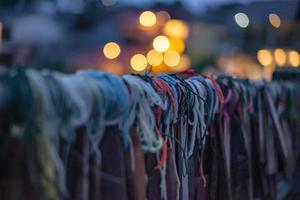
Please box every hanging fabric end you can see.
[155,132,168,169]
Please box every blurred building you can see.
[0,0,299,78]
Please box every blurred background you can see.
[0,0,299,79]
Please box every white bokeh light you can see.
[234,12,250,28]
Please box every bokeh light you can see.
[274,48,286,66]
[234,12,250,28]
[288,50,300,67]
[103,42,121,59]
[147,50,163,66]
[269,13,281,28]
[139,11,157,27]
[156,11,171,25]
[152,63,169,74]
[101,60,123,74]
[257,49,272,66]
[172,54,191,71]
[153,35,170,52]
[164,50,180,67]
[169,38,185,53]
[130,54,148,71]
[163,20,189,39]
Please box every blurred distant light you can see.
[163,20,189,40]
[263,64,275,80]
[288,50,300,67]
[274,48,286,66]
[101,60,123,74]
[169,38,185,53]
[153,35,170,52]
[234,12,249,28]
[139,11,157,27]
[147,50,163,66]
[173,54,191,71]
[164,50,180,67]
[269,13,281,28]
[257,49,272,67]
[130,54,148,71]
[247,65,263,80]
[103,42,121,59]
[156,11,171,25]
[152,63,169,74]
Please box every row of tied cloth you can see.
[0,69,300,200]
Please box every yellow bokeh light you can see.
[164,50,180,67]
[139,11,157,27]
[153,35,170,52]
[103,42,121,59]
[269,13,281,28]
[163,20,189,40]
[172,54,191,71]
[257,49,273,67]
[152,63,169,74]
[169,38,185,53]
[130,54,148,71]
[147,50,163,66]
[274,48,286,66]
[288,50,300,67]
